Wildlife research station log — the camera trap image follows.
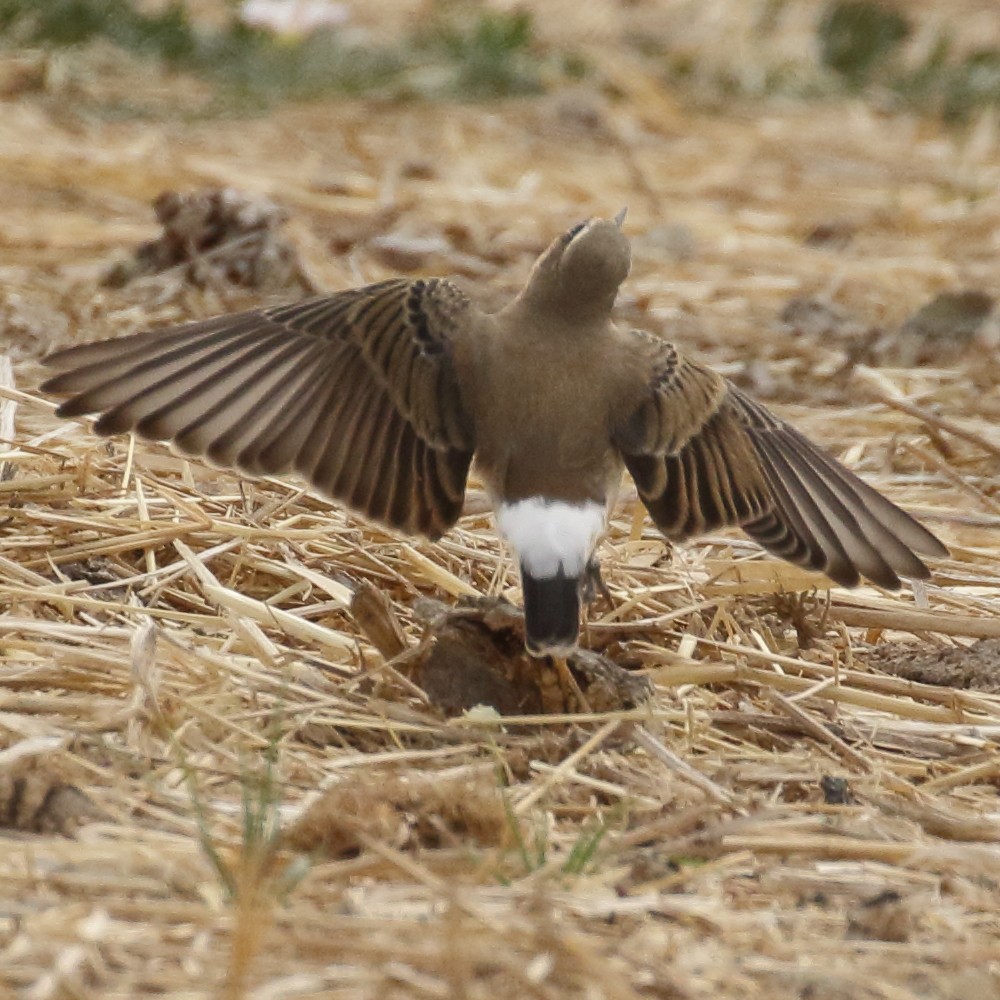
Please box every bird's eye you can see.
[563,221,587,243]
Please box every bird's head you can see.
[522,209,631,319]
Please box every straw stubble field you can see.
[2,2,1000,997]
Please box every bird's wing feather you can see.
[614,330,946,588]
[41,278,476,538]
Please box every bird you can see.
[41,211,946,660]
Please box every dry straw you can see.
[2,1,1000,996]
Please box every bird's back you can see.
[461,307,638,505]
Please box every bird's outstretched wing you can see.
[42,278,476,539]
[613,330,946,589]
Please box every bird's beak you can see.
[613,206,628,228]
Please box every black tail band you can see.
[521,563,580,656]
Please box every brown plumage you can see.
[41,213,946,655]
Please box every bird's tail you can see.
[520,564,580,656]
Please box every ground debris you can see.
[865,638,1000,693]
[403,596,652,716]
[102,187,317,293]
[780,296,868,342]
[882,290,999,366]
[0,288,69,359]
[283,765,510,859]
[803,218,857,249]
[0,743,107,836]
[350,579,409,661]
[846,889,913,943]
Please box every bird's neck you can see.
[511,284,617,331]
